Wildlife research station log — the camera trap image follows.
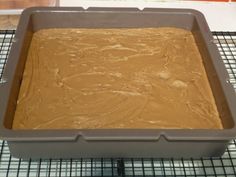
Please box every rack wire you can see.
[0,30,236,177]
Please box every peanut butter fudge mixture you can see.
[12,28,223,129]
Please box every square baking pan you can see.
[0,7,236,159]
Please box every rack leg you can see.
[117,159,125,177]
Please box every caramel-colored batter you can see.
[12,28,223,129]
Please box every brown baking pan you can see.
[0,7,236,159]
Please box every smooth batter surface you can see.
[12,28,223,129]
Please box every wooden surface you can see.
[0,0,57,9]
[0,15,19,29]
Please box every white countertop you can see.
[1,1,236,31]
[60,0,236,31]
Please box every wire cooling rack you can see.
[0,30,236,177]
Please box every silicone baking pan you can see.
[0,7,236,159]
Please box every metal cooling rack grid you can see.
[0,30,14,83]
[0,30,236,177]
